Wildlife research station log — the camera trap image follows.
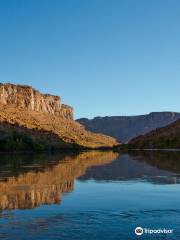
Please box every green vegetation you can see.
[0,129,53,152]
[128,135,180,149]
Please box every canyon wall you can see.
[0,83,73,119]
[0,83,119,149]
[77,112,180,143]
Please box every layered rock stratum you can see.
[0,83,73,119]
[0,83,119,151]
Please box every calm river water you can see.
[0,150,180,239]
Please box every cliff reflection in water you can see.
[0,151,118,210]
[1,150,180,211]
[79,151,180,184]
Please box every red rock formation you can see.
[0,83,73,119]
[0,83,119,149]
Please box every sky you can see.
[0,0,180,119]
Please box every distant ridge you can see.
[129,119,180,149]
[77,112,180,143]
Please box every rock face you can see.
[0,83,73,120]
[77,112,180,143]
[0,83,119,150]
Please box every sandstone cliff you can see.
[0,83,73,119]
[77,112,180,143]
[0,83,119,150]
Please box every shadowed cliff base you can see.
[0,121,81,152]
[0,121,120,152]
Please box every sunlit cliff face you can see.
[0,151,119,210]
[0,83,74,120]
[0,83,119,149]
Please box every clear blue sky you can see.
[0,0,180,119]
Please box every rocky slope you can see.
[77,112,180,143]
[129,119,180,149]
[0,83,119,151]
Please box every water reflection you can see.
[0,151,118,210]
[79,151,180,184]
[0,150,180,211]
